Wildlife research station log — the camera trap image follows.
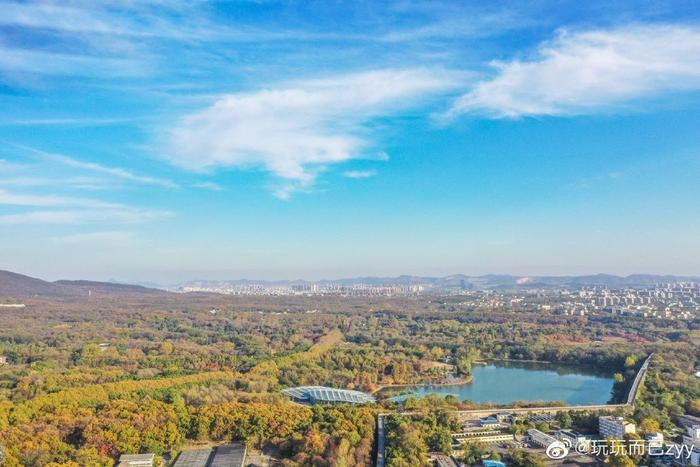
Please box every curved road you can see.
[626,353,653,405]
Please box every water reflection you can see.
[384,361,615,406]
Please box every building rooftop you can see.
[480,416,500,423]
[558,430,584,437]
[172,448,213,467]
[281,386,376,404]
[209,443,246,467]
[117,453,154,467]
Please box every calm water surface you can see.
[389,361,615,405]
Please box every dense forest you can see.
[0,294,698,465]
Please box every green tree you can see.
[459,443,486,464]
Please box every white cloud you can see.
[166,69,460,195]
[0,208,172,225]
[16,145,178,188]
[192,181,224,191]
[52,231,138,246]
[0,189,123,209]
[379,10,527,43]
[0,1,229,42]
[342,170,377,179]
[447,24,700,118]
[0,189,172,225]
[0,177,49,187]
[0,117,136,126]
[0,159,25,172]
[47,153,177,188]
[0,44,147,77]
[0,0,306,80]
[0,2,132,36]
[0,176,125,190]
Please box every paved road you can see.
[626,353,653,405]
[376,414,385,467]
[451,403,627,419]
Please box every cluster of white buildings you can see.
[432,282,699,321]
[681,424,700,466]
[172,282,425,296]
[116,443,247,467]
[543,283,700,320]
[527,428,558,448]
[168,280,700,313]
[449,411,699,466]
[598,416,637,439]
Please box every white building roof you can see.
[281,386,376,404]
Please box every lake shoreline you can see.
[372,375,473,395]
[378,361,616,405]
[483,358,622,373]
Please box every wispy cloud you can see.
[0,44,147,77]
[447,24,700,118]
[192,181,224,191]
[165,69,461,197]
[0,2,138,36]
[0,2,182,79]
[0,117,137,127]
[0,158,26,172]
[46,153,177,188]
[16,145,178,188]
[52,231,138,246]
[0,187,172,225]
[0,176,117,190]
[342,170,377,179]
[0,0,312,80]
[0,189,123,209]
[0,208,172,225]
[0,1,233,42]
[379,10,529,43]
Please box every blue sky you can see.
[1,0,700,282]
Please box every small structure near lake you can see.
[282,386,376,405]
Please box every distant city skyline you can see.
[4,268,700,287]
[1,0,700,282]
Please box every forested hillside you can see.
[0,293,697,466]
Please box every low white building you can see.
[682,425,700,466]
[528,428,558,448]
[599,416,636,439]
[556,430,589,449]
[117,453,154,467]
[452,430,514,446]
[479,416,501,428]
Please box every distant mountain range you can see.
[1,270,699,299]
[0,270,168,298]
[172,273,700,290]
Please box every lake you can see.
[387,361,615,406]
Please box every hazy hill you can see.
[2,269,698,299]
[55,280,163,295]
[0,270,169,298]
[174,273,700,290]
[0,270,73,297]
